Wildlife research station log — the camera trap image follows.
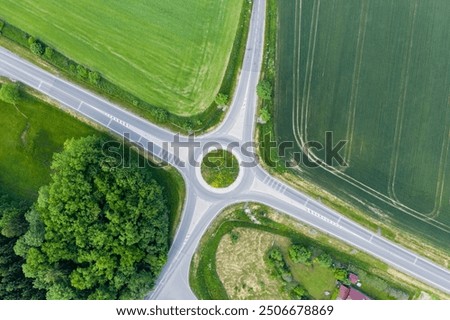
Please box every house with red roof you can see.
[337,285,371,300]
[349,273,359,284]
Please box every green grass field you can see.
[0,85,184,241]
[201,150,239,188]
[286,260,336,299]
[0,0,243,116]
[0,89,98,201]
[274,0,450,248]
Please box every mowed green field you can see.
[0,91,98,201]
[275,1,450,242]
[0,0,243,115]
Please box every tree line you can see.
[0,136,170,299]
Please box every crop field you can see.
[275,0,450,246]
[0,0,243,115]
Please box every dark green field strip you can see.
[300,0,364,151]
[274,0,450,246]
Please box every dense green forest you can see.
[0,136,170,299]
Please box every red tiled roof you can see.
[349,273,359,284]
[337,285,371,300]
[347,288,370,300]
[338,285,350,300]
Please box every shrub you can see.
[289,245,312,265]
[27,36,35,46]
[260,107,271,122]
[230,231,240,244]
[257,80,272,100]
[153,108,169,123]
[182,120,193,131]
[76,65,88,79]
[334,268,348,282]
[0,20,4,32]
[215,93,229,106]
[69,64,76,74]
[30,42,44,56]
[0,82,20,104]
[44,47,54,60]
[291,285,307,299]
[88,71,101,85]
[315,253,333,268]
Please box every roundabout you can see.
[1,0,448,300]
[195,146,245,194]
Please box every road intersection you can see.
[0,0,449,298]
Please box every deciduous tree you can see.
[17,136,169,299]
[215,93,229,106]
[30,42,44,56]
[289,245,312,265]
[257,80,272,100]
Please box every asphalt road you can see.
[0,0,449,298]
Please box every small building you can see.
[337,285,371,300]
[348,273,359,284]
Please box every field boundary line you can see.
[292,0,302,148]
[344,0,369,165]
[302,0,321,142]
[388,0,417,206]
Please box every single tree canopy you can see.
[0,82,20,105]
[16,136,169,299]
[260,107,271,123]
[88,71,101,85]
[334,268,348,282]
[30,42,44,56]
[256,80,272,100]
[215,93,229,106]
[315,253,333,268]
[289,245,312,264]
[44,47,54,60]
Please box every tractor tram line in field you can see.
[283,0,450,237]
